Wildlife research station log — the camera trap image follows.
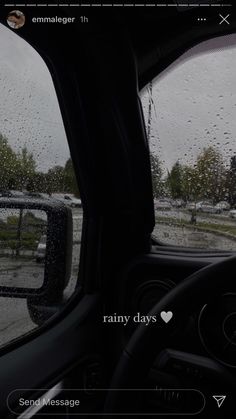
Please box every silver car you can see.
[35,234,47,263]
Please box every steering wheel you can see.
[104,255,236,415]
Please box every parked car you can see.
[186,201,202,211]
[172,199,184,208]
[35,234,47,263]
[25,192,49,199]
[229,210,236,219]
[63,194,82,208]
[154,199,172,211]
[187,201,220,214]
[10,190,25,197]
[215,201,230,212]
[199,202,219,214]
[0,190,12,197]
[0,190,25,198]
[52,193,82,208]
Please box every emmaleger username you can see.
[32,16,75,24]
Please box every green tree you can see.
[195,146,227,203]
[226,156,236,207]
[181,165,200,203]
[64,158,80,197]
[0,133,19,190]
[0,133,80,197]
[150,153,164,198]
[47,165,65,193]
[166,161,183,199]
[27,172,49,194]
[16,146,36,190]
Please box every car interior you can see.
[0,1,236,418]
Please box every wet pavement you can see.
[154,223,236,251]
[154,208,236,251]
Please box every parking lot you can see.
[154,207,236,250]
[156,208,236,225]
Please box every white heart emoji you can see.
[160,311,173,323]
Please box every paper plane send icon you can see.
[213,395,226,408]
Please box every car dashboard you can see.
[120,251,236,414]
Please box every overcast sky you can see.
[0,23,69,173]
[0,24,236,175]
[141,34,236,174]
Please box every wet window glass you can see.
[141,35,236,251]
[0,24,81,349]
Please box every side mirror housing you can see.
[0,197,73,323]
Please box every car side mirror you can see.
[0,198,72,300]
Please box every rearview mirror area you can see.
[0,198,72,299]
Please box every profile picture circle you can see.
[7,10,25,29]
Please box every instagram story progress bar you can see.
[1,2,233,7]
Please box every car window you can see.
[0,24,81,350]
[141,34,236,251]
